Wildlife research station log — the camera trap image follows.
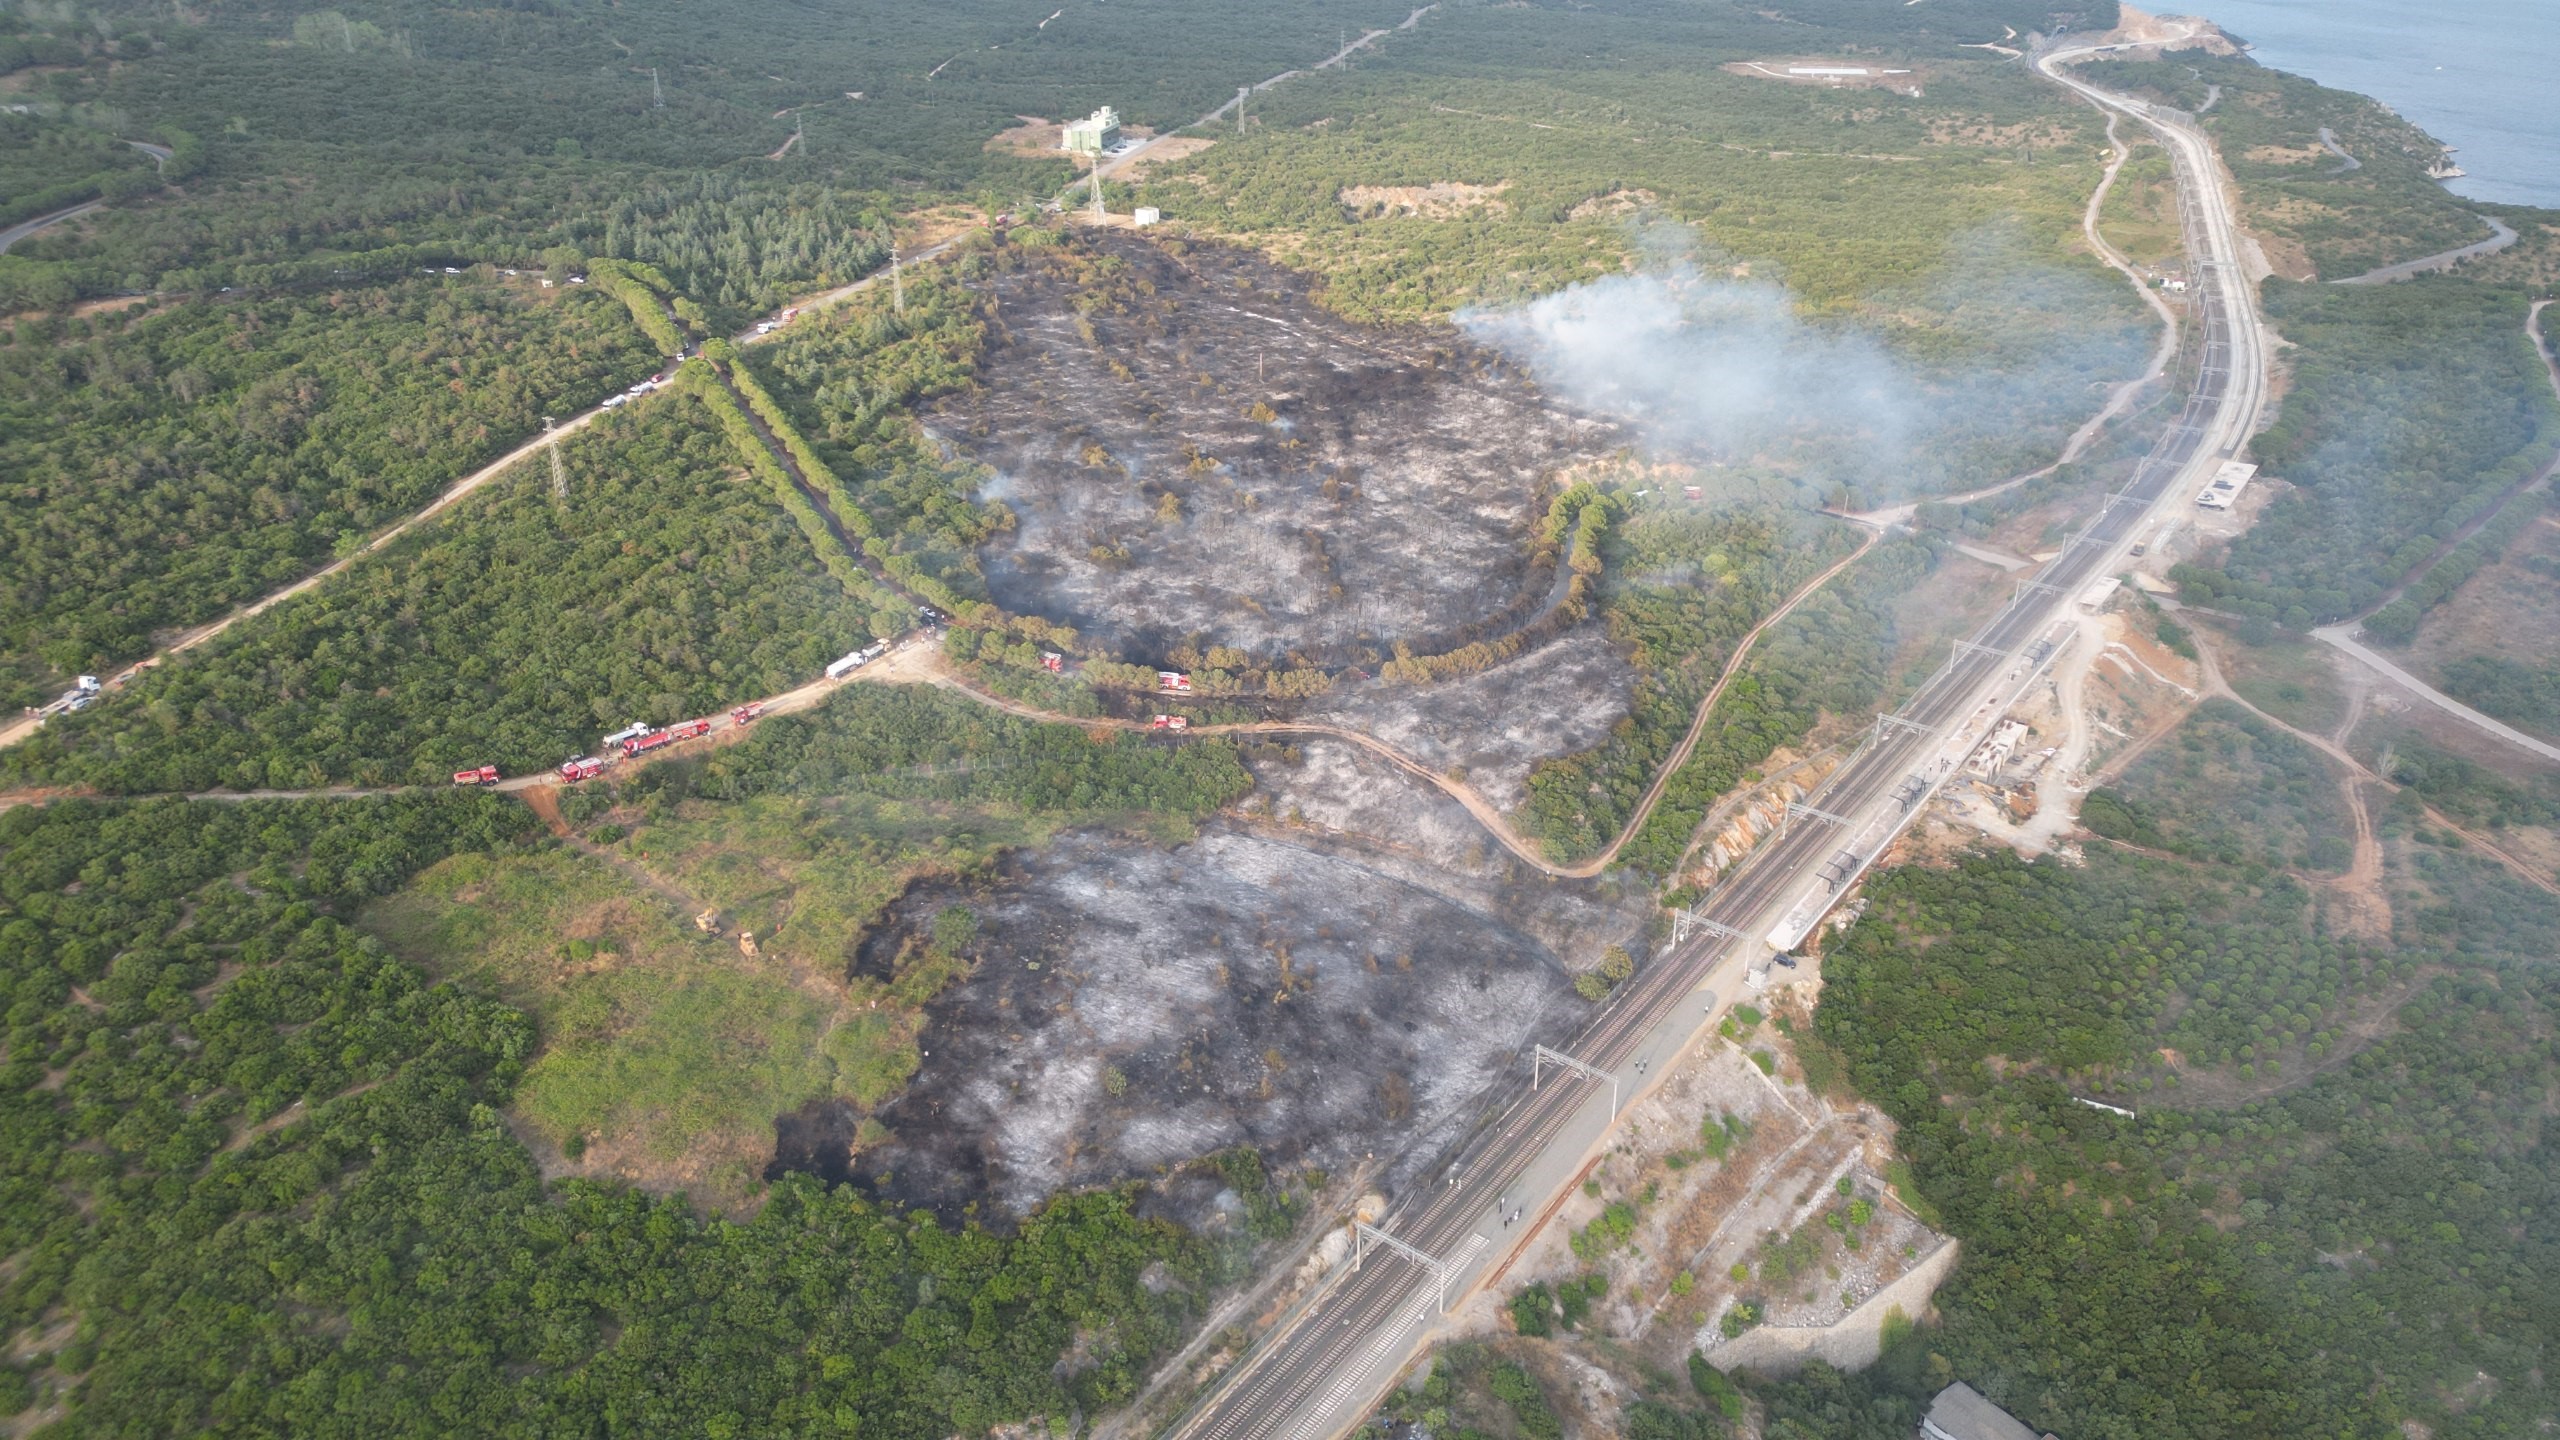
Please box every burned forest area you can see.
[783,800,1652,1222]
[754,229,1676,1229]
[933,229,1623,668]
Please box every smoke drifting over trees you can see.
[1463,260,1917,497]
[1463,229,2154,507]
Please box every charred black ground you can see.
[930,229,1622,668]
[776,811,1650,1220]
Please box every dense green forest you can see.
[0,280,657,700]
[0,790,1273,1435]
[0,110,160,229]
[1515,505,1855,861]
[1773,841,2560,1440]
[2171,278,2557,632]
[7,396,877,790]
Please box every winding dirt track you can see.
[2307,300,2560,767]
[921,528,1879,879]
[2189,625,2558,899]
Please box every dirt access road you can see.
[2307,301,2560,767]
[0,217,952,757]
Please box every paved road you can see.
[1157,25,2271,1440]
[2334,212,2518,285]
[0,199,104,256]
[0,141,172,257]
[2311,626,2560,765]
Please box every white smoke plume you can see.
[1460,258,1920,500]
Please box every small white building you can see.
[2197,460,2257,510]
[1133,206,1161,227]
[1061,106,1122,155]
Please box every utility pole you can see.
[652,67,665,108]
[877,225,904,314]
[1089,151,1104,221]
[1236,85,1249,132]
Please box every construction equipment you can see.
[450,765,500,787]
[694,908,722,935]
[557,755,608,783]
[1150,714,1188,732]
[730,702,766,726]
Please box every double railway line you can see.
[1161,35,2270,1440]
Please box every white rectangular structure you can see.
[2197,460,2257,509]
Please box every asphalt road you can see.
[1160,30,2270,1440]
[0,199,104,256]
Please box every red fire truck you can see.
[450,765,500,787]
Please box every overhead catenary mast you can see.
[877,224,904,313]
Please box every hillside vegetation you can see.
[0,281,657,700]
[0,794,1229,1437]
[1783,843,2560,1440]
[2171,279,2557,634]
[363,684,1252,1207]
[6,396,874,790]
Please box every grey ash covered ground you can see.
[789,747,1652,1219]
[1311,628,1636,813]
[929,229,1621,667]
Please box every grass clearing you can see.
[361,794,1043,1209]
[361,685,1253,1211]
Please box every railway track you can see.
[1160,34,2270,1440]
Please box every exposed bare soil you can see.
[933,230,1621,667]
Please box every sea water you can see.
[2191,0,2560,209]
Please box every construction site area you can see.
[929,229,1623,668]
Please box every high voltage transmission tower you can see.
[651,67,665,108]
